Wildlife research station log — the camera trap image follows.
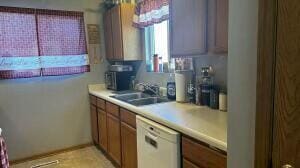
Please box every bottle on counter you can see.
[219,91,227,111]
[210,85,220,109]
[187,80,196,104]
[153,54,159,72]
[159,57,163,72]
[167,73,176,100]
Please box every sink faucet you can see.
[136,83,160,96]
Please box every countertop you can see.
[88,84,227,151]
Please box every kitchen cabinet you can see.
[182,136,227,168]
[104,10,113,60]
[183,158,200,168]
[170,0,229,57]
[120,108,137,168]
[98,109,108,151]
[104,3,142,61]
[170,0,208,57]
[107,113,122,166]
[213,0,228,53]
[89,95,99,145]
[121,122,137,168]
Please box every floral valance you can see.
[133,0,169,28]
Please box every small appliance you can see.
[105,65,133,91]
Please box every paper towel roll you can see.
[175,70,192,102]
[219,93,227,111]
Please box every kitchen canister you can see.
[175,70,193,102]
[219,92,227,111]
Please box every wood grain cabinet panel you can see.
[107,113,122,165]
[104,10,114,60]
[104,4,141,61]
[98,109,108,151]
[170,0,208,57]
[96,98,105,110]
[89,95,97,106]
[90,105,98,144]
[214,0,228,53]
[120,108,136,128]
[111,5,123,60]
[182,136,227,168]
[183,158,201,168]
[121,122,137,168]
[106,102,119,118]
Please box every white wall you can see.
[0,0,108,160]
[227,0,258,167]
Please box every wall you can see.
[136,55,227,88]
[0,0,108,160]
[227,0,258,167]
[136,0,228,89]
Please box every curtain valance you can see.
[133,0,169,28]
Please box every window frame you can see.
[144,20,171,73]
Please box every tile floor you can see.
[11,146,115,168]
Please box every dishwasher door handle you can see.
[145,132,158,148]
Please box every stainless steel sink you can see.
[127,97,170,106]
[111,92,152,101]
[110,92,171,106]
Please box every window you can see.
[145,20,171,72]
[0,7,89,79]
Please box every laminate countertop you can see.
[88,84,227,152]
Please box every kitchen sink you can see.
[127,97,170,106]
[111,92,152,101]
[110,92,171,106]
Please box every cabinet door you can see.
[90,105,98,144]
[98,109,108,151]
[214,0,228,52]
[111,5,123,60]
[104,10,114,60]
[107,113,122,165]
[183,158,200,168]
[121,122,137,168]
[171,0,207,57]
[182,137,227,168]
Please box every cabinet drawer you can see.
[89,95,97,106]
[97,98,105,110]
[120,108,136,128]
[182,136,227,168]
[183,158,200,168]
[106,102,119,117]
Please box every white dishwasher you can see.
[136,115,180,168]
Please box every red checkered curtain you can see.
[133,0,169,28]
[36,10,90,76]
[0,7,41,79]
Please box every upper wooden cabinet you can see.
[170,0,208,57]
[170,0,228,57]
[104,3,142,61]
[213,0,228,53]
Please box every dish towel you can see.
[0,136,9,168]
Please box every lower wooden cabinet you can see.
[90,105,99,144]
[121,122,137,168]
[182,136,227,168]
[90,96,227,168]
[107,113,122,165]
[183,158,201,168]
[98,109,108,151]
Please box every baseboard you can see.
[10,142,94,165]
